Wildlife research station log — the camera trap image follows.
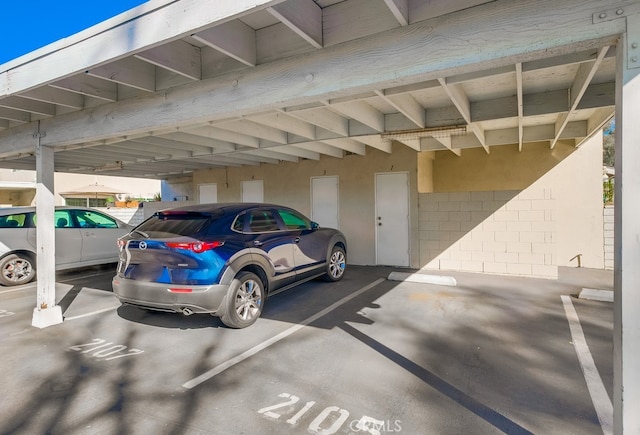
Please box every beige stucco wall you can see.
[192,142,421,267]
[177,132,604,277]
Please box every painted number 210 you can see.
[68,338,144,361]
[258,392,388,435]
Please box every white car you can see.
[0,206,133,286]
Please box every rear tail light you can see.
[117,239,126,249]
[169,288,193,293]
[165,241,225,253]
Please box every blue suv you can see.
[112,203,347,328]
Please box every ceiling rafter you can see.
[437,77,489,153]
[285,107,350,137]
[248,111,317,140]
[324,100,385,132]
[216,119,289,144]
[0,96,56,117]
[192,20,257,67]
[267,0,323,49]
[550,45,610,149]
[135,40,201,81]
[50,75,117,101]
[382,0,409,26]
[515,63,524,152]
[87,57,156,92]
[18,86,84,109]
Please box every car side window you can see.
[277,209,311,230]
[54,210,73,228]
[72,210,118,229]
[248,210,280,233]
[232,213,246,232]
[0,213,29,228]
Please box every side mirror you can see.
[310,221,320,230]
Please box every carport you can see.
[0,0,638,431]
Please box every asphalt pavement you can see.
[0,265,613,434]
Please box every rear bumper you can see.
[112,277,228,314]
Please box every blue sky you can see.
[1,1,148,65]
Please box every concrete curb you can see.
[387,272,457,286]
[578,288,614,302]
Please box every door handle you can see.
[253,240,263,247]
[294,237,300,243]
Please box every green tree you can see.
[603,118,615,167]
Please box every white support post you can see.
[31,126,62,328]
[614,16,640,435]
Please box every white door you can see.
[242,180,264,202]
[375,172,409,266]
[311,176,339,229]
[199,183,217,204]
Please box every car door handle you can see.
[253,240,263,247]
[294,237,300,243]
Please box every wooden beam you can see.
[242,148,299,162]
[135,40,201,81]
[19,86,84,109]
[248,112,316,140]
[321,138,366,155]
[354,134,393,153]
[286,107,350,136]
[376,90,425,128]
[87,57,156,92]
[265,144,320,160]
[294,141,344,158]
[215,119,288,143]
[326,100,385,132]
[515,63,524,151]
[186,125,260,148]
[432,136,462,156]
[50,75,117,101]
[0,0,285,96]
[192,20,256,67]
[551,45,610,148]
[438,77,488,152]
[268,0,323,48]
[160,131,237,152]
[0,0,623,150]
[0,96,55,117]
[0,107,30,123]
[383,0,409,26]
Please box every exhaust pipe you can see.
[182,307,194,316]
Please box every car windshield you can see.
[134,210,219,238]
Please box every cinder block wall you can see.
[419,188,557,278]
[604,205,614,270]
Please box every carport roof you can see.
[0,0,619,180]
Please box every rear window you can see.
[134,211,218,238]
[0,213,31,228]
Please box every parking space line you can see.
[561,295,613,435]
[0,285,34,294]
[63,305,120,321]
[182,278,386,389]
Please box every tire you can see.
[323,246,346,282]
[219,271,264,328]
[0,254,36,286]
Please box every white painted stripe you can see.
[561,295,613,435]
[0,284,35,294]
[183,278,386,389]
[64,305,120,320]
